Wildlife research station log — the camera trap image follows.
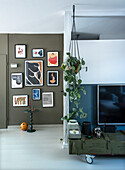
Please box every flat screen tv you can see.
[97,85,125,125]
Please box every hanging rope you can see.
[69,5,80,60]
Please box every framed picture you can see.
[15,44,26,58]
[32,49,44,58]
[32,89,40,100]
[42,92,53,107]
[13,95,28,107]
[47,52,58,67]
[47,71,58,86]
[25,60,43,86]
[11,73,23,88]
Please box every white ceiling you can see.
[0,0,125,35]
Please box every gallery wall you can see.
[9,34,63,125]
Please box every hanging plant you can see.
[61,52,88,122]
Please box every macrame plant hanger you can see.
[69,5,80,60]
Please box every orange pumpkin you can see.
[20,122,28,131]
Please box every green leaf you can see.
[66,52,70,56]
[63,92,67,96]
[80,112,87,119]
[61,63,66,71]
[78,79,82,85]
[77,64,81,72]
[85,66,88,72]
[79,108,83,113]
[61,115,68,121]
[81,58,85,65]
[71,66,75,70]
[66,88,70,92]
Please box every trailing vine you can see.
[61,52,88,122]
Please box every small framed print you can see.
[47,52,58,67]
[32,49,44,57]
[42,92,53,107]
[13,95,28,107]
[47,71,58,86]
[15,44,26,58]
[32,89,40,100]
[11,73,23,88]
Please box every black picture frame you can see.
[15,44,27,58]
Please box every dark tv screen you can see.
[97,85,125,125]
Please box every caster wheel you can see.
[85,156,93,164]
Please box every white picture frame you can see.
[32,49,44,57]
[11,73,23,88]
[13,95,28,107]
[47,52,58,67]
[25,60,43,86]
[42,92,53,107]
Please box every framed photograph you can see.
[32,89,40,100]
[25,60,43,86]
[47,52,58,67]
[13,95,28,107]
[11,73,23,88]
[32,49,44,57]
[47,71,58,86]
[15,44,26,58]
[42,92,53,107]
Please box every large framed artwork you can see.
[47,71,58,86]
[25,60,43,86]
[32,89,40,100]
[47,52,58,67]
[32,49,44,58]
[13,95,28,107]
[15,44,26,58]
[11,73,23,88]
[42,92,53,107]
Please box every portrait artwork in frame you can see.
[25,60,43,86]
[32,89,40,100]
[47,71,58,86]
[15,44,26,58]
[47,52,58,67]
[13,95,28,107]
[11,73,23,88]
[32,49,44,58]
[42,92,53,107]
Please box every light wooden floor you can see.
[0,125,125,170]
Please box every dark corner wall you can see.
[8,34,63,125]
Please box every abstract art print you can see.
[32,49,44,57]
[42,92,53,107]
[47,71,58,86]
[25,60,43,86]
[47,52,58,66]
[11,73,23,88]
[32,89,40,100]
[13,95,28,107]
[15,44,26,58]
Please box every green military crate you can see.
[69,131,125,156]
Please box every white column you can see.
[62,11,72,149]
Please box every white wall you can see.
[79,40,125,84]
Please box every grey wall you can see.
[9,34,63,125]
[0,34,8,128]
